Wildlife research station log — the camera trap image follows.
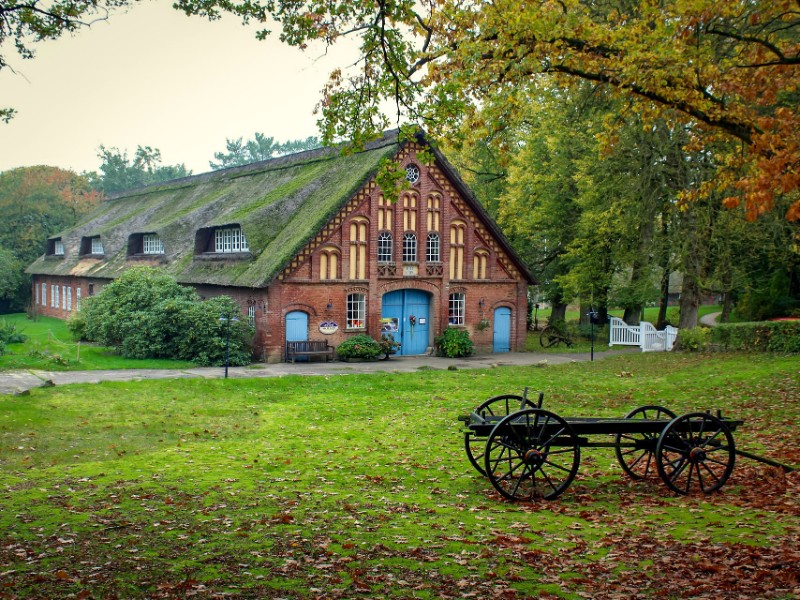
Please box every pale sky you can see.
[0,1,361,175]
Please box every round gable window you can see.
[405,164,421,184]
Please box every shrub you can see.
[709,321,800,353]
[77,267,252,365]
[336,334,382,360]
[676,327,711,352]
[0,319,27,345]
[378,334,401,356]
[435,328,473,358]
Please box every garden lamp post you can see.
[219,314,239,379]
[587,307,599,361]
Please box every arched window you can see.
[377,195,394,231]
[426,232,440,263]
[473,249,489,279]
[349,218,368,280]
[402,192,418,231]
[402,232,417,263]
[426,193,441,232]
[377,232,393,263]
[405,164,420,184]
[320,247,340,280]
[449,220,466,280]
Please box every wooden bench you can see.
[286,340,335,363]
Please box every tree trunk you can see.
[549,302,568,323]
[656,267,671,329]
[623,306,641,325]
[720,292,733,323]
[678,275,701,329]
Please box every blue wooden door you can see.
[493,307,512,353]
[381,290,430,355]
[285,311,309,359]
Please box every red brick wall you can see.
[30,275,108,320]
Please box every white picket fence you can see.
[608,316,678,352]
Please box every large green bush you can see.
[708,321,800,353]
[336,334,382,361]
[70,267,252,366]
[435,327,473,358]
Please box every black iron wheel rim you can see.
[464,395,526,476]
[484,408,580,501]
[615,405,677,480]
[655,412,736,495]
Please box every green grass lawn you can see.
[0,314,195,371]
[0,352,797,598]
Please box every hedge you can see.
[707,321,800,353]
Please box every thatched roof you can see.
[27,130,534,287]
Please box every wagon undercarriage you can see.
[460,390,795,501]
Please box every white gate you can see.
[609,317,678,352]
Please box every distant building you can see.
[27,130,534,362]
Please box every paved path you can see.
[700,311,722,327]
[0,349,637,395]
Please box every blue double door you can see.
[381,290,430,355]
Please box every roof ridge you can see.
[105,129,402,200]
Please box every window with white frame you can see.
[405,164,420,184]
[346,293,366,329]
[66,287,72,312]
[91,237,104,255]
[62,286,67,310]
[247,305,255,327]
[449,292,465,326]
[76,287,81,311]
[377,232,393,263]
[52,284,59,309]
[402,232,417,263]
[214,227,249,253]
[426,232,440,262]
[54,240,65,255]
[143,233,164,254]
[35,284,39,305]
[41,283,46,306]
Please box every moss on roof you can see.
[27,132,401,287]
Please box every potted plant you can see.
[378,333,401,359]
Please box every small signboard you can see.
[319,321,339,335]
[380,317,399,334]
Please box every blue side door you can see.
[285,311,309,360]
[382,290,430,355]
[493,307,512,353]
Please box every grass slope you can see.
[0,353,798,598]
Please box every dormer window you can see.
[80,236,105,257]
[215,227,249,253]
[143,233,164,254]
[127,233,165,258]
[194,225,251,258]
[46,238,65,257]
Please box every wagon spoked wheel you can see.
[484,408,580,501]
[464,395,530,476]
[656,412,736,495]
[615,405,677,480]
[539,326,559,348]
